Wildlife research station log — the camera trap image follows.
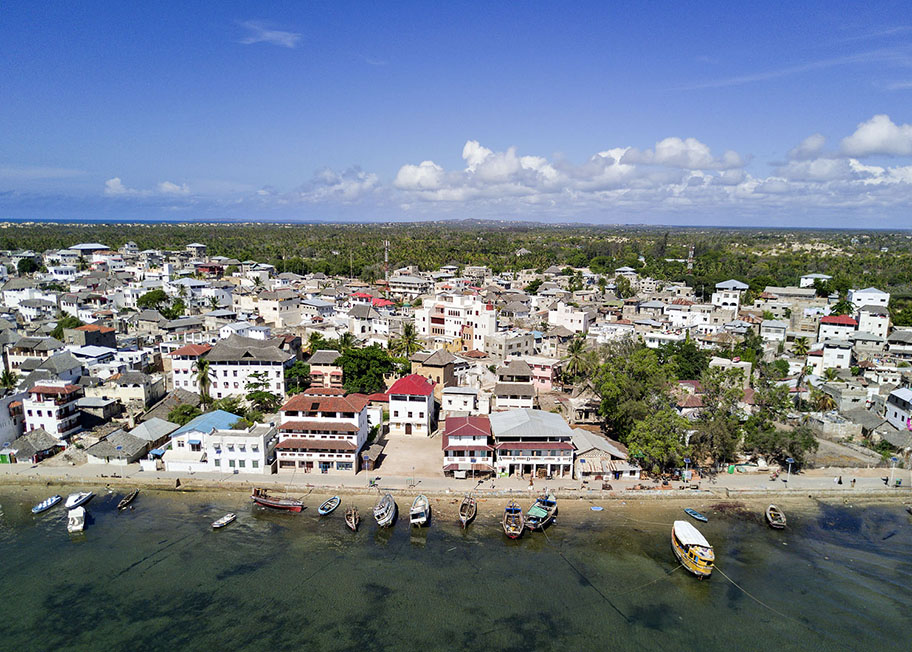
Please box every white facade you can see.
[848,287,889,310]
[547,301,592,334]
[276,393,369,474]
[857,308,889,339]
[415,294,497,352]
[885,388,912,431]
[23,382,83,442]
[206,425,277,474]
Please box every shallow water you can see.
[0,487,909,651]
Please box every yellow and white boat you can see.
[671,520,714,578]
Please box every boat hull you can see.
[671,529,714,578]
[374,495,397,527]
[318,497,341,516]
[252,496,303,512]
[345,508,360,531]
[212,513,237,529]
[67,507,85,533]
[118,490,139,510]
[459,498,477,529]
[31,495,62,514]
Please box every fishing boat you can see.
[251,488,304,512]
[684,507,708,522]
[410,494,430,527]
[526,493,557,531]
[66,507,86,533]
[765,504,787,529]
[65,491,94,509]
[373,493,397,527]
[345,506,360,531]
[117,489,139,510]
[671,520,715,579]
[459,494,477,528]
[318,496,341,516]
[503,501,524,539]
[31,495,62,514]
[212,513,237,529]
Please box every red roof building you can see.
[170,343,212,358]
[820,315,857,326]
[388,374,435,397]
[442,416,494,475]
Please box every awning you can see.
[149,448,165,457]
[188,439,201,445]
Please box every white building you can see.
[388,274,432,301]
[415,294,497,352]
[490,408,574,479]
[848,287,889,311]
[276,390,370,475]
[818,315,857,342]
[821,340,853,370]
[205,335,294,399]
[885,388,912,431]
[23,381,83,442]
[170,343,212,392]
[206,424,277,474]
[856,305,890,340]
[388,374,435,436]
[711,279,749,311]
[800,273,831,289]
[547,301,593,334]
[759,319,788,343]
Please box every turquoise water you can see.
[0,488,909,651]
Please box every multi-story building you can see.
[206,335,294,399]
[818,315,857,342]
[442,415,494,478]
[205,424,278,474]
[388,274,432,301]
[410,349,456,399]
[309,349,344,389]
[170,343,212,391]
[276,390,370,474]
[388,374,435,436]
[885,387,912,431]
[493,360,536,411]
[490,408,574,478]
[484,330,535,359]
[547,301,593,334]
[848,287,890,311]
[23,381,84,442]
[857,305,889,340]
[711,279,749,311]
[415,294,497,352]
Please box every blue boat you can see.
[318,496,341,516]
[32,495,62,514]
[684,508,708,522]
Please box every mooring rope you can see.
[614,563,683,596]
[714,565,795,622]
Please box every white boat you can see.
[409,494,430,527]
[67,507,86,533]
[65,492,94,509]
[373,493,397,527]
[671,520,715,578]
[31,495,62,514]
[212,513,237,529]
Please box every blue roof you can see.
[171,410,242,438]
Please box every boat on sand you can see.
[502,501,524,539]
[765,504,787,529]
[672,520,714,578]
[459,494,477,529]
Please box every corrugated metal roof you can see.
[171,410,242,437]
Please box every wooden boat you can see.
[31,495,62,514]
[66,507,86,533]
[672,520,714,578]
[409,494,430,527]
[684,507,708,522]
[212,513,237,529]
[459,494,477,529]
[251,488,304,512]
[526,493,557,531]
[117,489,139,510]
[503,501,525,539]
[373,493,397,527]
[765,504,787,529]
[345,506,360,531]
[318,496,341,516]
[65,492,94,509]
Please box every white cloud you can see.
[788,133,827,161]
[104,178,192,198]
[104,177,134,196]
[157,181,190,195]
[296,167,378,202]
[840,114,912,156]
[621,137,743,169]
[394,160,445,190]
[238,21,301,49]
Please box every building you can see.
[170,343,212,392]
[85,429,149,465]
[493,360,536,411]
[711,280,749,311]
[857,305,889,340]
[276,390,370,474]
[547,301,593,334]
[484,330,535,359]
[441,386,483,416]
[490,408,574,478]
[309,349,343,389]
[205,423,278,474]
[23,381,84,442]
[442,415,494,478]
[410,349,456,399]
[571,429,640,480]
[388,374,435,436]
[388,274,432,300]
[161,410,245,472]
[848,287,889,310]
[63,323,117,348]
[885,388,912,431]
[414,294,497,352]
[800,273,832,288]
[818,315,857,342]
[760,319,788,343]
[205,335,295,399]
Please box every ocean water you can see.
[0,487,909,651]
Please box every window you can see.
[238,460,245,468]
[252,445,259,452]
[239,445,246,452]
[252,460,259,468]
[228,444,234,451]
[229,459,236,468]
[214,459,221,467]
[177,440,185,448]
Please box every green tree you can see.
[337,331,357,352]
[743,423,818,467]
[137,289,169,310]
[284,361,311,394]
[194,357,214,407]
[828,298,854,316]
[657,337,710,380]
[524,279,543,295]
[211,395,244,415]
[626,409,690,474]
[17,257,39,275]
[338,345,397,394]
[791,336,810,357]
[0,370,19,393]
[50,313,84,340]
[563,336,588,383]
[615,275,634,299]
[160,298,186,320]
[167,403,202,426]
[690,367,745,465]
[245,371,281,412]
[391,322,422,357]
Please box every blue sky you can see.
[2,1,912,226]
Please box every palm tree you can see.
[812,389,836,412]
[564,336,587,382]
[792,336,809,357]
[305,331,324,355]
[208,296,220,311]
[392,322,421,357]
[823,367,839,382]
[193,358,214,408]
[337,332,357,352]
[0,369,18,394]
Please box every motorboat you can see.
[212,513,237,529]
[65,492,94,509]
[373,494,397,527]
[67,507,86,533]
[526,493,557,531]
[672,520,714,578]
[502,501,524,539]
[409,494,430,527]
[32,495,62,514]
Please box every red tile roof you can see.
[30,384,81,396]
[280,393,369,413]
[387,374,434,397]
[171,343,212,357]
[444,416,491,440]
[276,439,356,452]
[279,420,359,433]
[76,323,115,333]
[494,441,574,451]
[301,387,347,396]
[820,315,857,326]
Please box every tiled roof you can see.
[281,393,369,413]
[820,315,857,326]
[387,374,434,397]
[170,343,211,357]
[279,420,359,433]
[276,439,356,451]
[30,384,81,396]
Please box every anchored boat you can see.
[212,513,237,529]
[672,520,715,578]
[410,494,430,527]
[502,501,525,539]
[373,494,397,527]
[765,504,787,529]
[65,492,94,509]
[118,489,139,510]
[251,488,304,512]
[459,494,477,529]
[345,506,360,531]
[684,507,708,522]
[526,493,557,531]
[318,496,341,516]
[66,507,86,533]
[31,495,62,514]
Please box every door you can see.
[405,423,412,435]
